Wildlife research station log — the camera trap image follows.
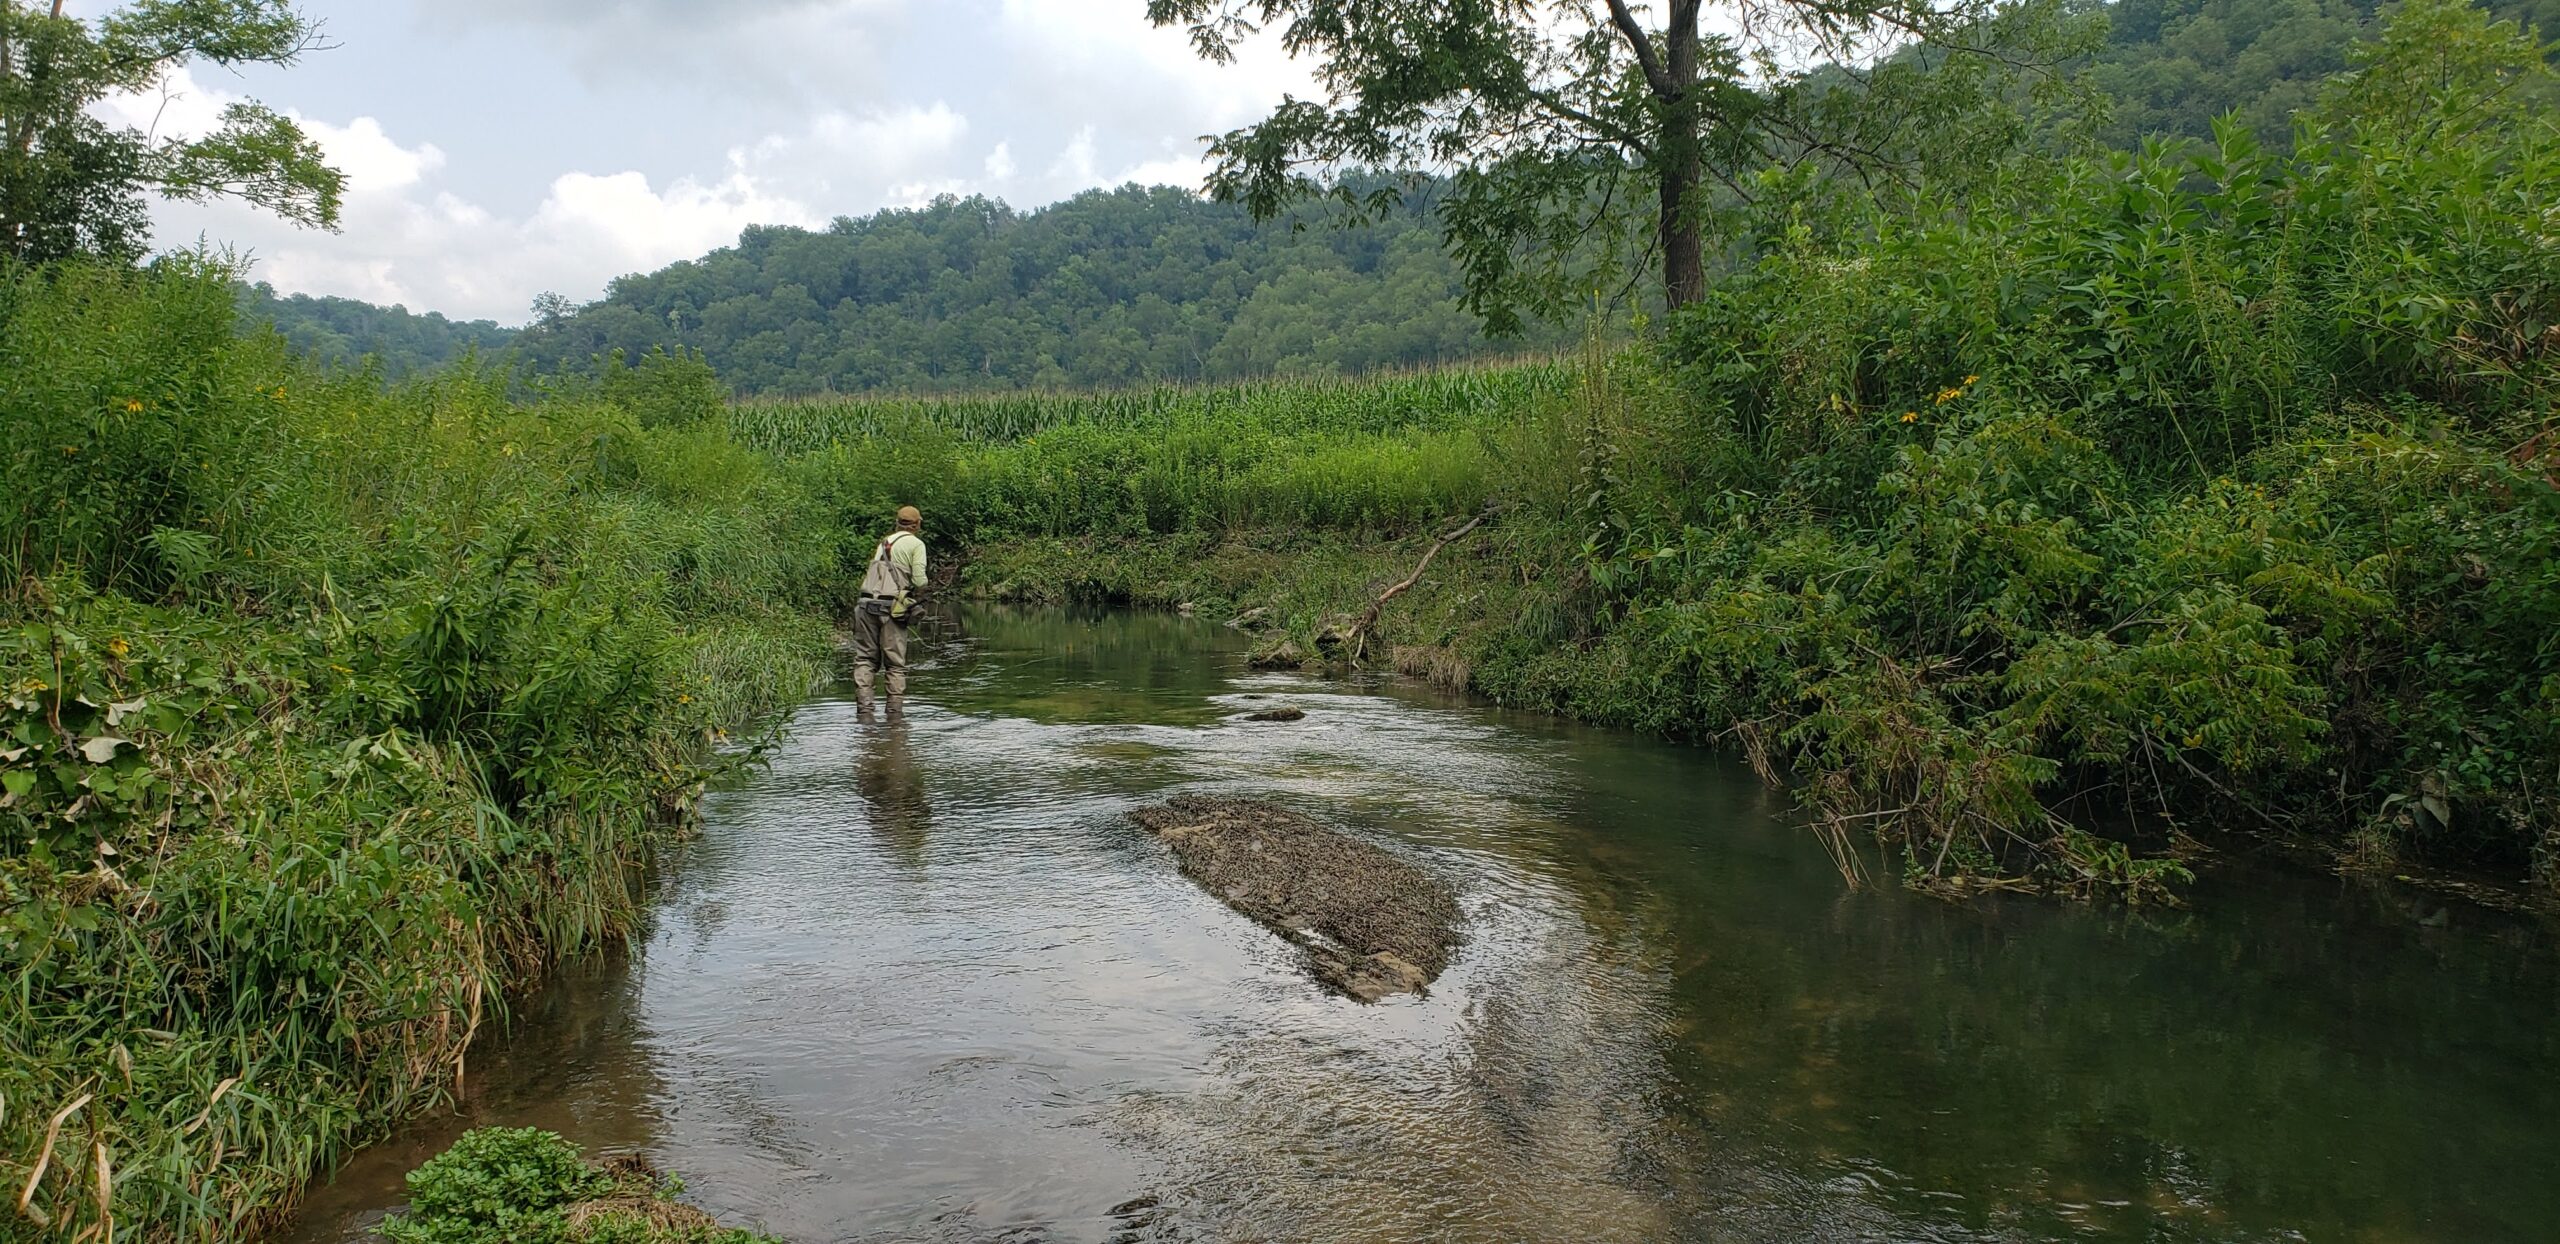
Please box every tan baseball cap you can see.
[896,505,922,526]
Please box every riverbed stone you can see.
[1131,794,1460,1001]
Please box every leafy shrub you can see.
[384,1128,778,1244]
[386,1128,613,1244]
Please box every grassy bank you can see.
[0,262,849,1240]
[784,2,2558,902]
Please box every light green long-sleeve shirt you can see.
[863,529,928,597]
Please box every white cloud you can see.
[1045,127,1100,186]
[535,170,816,268]
[1110,153,1214,195]
[109,69,823,320]
[191,160,822,322]
[306,116,446,194]
[739,102,973,205]
[96,0,1324,320]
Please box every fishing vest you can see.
[860,530,921,599]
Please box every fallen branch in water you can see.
[1349,507,1494,663]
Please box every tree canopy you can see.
[0,0,342,265]
[1146,0,2097,328]
[236,0,2560,394]
[2078,0,2559,147]
[509,181,1577,395]
[235,282,514,377]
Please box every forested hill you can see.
[236,282,514,377]
[237,0,2559,394]
[2083,0,2560,146]
[514,183,1569,395]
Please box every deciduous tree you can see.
[1148,0,2092,328]
[0,0,341,264]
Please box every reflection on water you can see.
[855,720,931,868]
[284,605,2560,1243]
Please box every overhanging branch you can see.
[1603,0,1678,98]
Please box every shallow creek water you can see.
[283,607,2560,1243]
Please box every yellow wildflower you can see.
[124,399,144,413]
[107,638,130,657]
[1962,374,1980,386]
[1935,387,1963,404]
[1900,411,1918,423]
[61,445,78,456]
[677,694,693,704]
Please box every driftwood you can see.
[1347,508,1494,662]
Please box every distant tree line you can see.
[233,0,2559,395]
[2079,0,2559,145]
[511,181,1575,395]
[235,282,514,377]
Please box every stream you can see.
[282,606,2560,1242]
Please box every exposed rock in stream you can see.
[1131,795,1460,1001]
[1243,706,1306,722]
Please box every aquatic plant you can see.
[384,1128,778,1244]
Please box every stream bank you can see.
[283,606,2560,1244]
[961,530,2560,911]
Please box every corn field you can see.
[727,360,1573,455]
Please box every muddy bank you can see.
[1130,795,1461,1001]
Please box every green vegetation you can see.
[0,259,847,1240]
[748,0,2557,902]
[242,0,2560,397]
[2082,0,2560,148]
[4,0,2555,1239]
[732,366,1551,542]
[518,183,1578,395]
[1151,0,2093,323]
[382,1128,778,1244]
[236,282,516,379]
[0,0,342,265]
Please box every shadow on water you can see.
[284,605,2560,1243]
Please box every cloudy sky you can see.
[83,1,1316,324]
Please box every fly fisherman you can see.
[854,505,929,717]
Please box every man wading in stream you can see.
[854,505,929,718]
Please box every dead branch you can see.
[1349,508,1494,663]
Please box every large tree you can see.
[1149,0,2089,329]
[0,0,341,264]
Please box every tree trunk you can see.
[1658,141,1704,309]
[1657,0,1706,310]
